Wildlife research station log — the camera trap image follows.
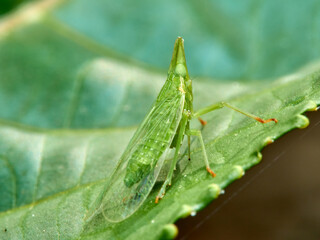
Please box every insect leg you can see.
[186,129,216,177]
[155,111,189,203]
[193,102,278,124]
[198,117,207,126]
[188,135,191,161]
[186,122,191,161]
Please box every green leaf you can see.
[0,1,319,240]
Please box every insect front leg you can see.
[185,129,216,177]
[193,102,278,124]
[155,111,189,203]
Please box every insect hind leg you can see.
[186,129,216,177]
[193,102,277,124]
[198,117,207,126]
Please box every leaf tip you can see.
[179,204,193,218]
[295,115,309,129]
[233,165,245,179]
[257,152,262,161]
[160,224,178,240]
[207,183,221,199]
[264,137,274,146]
[305,100,318,111]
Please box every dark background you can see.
[176,111,320,240]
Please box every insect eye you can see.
[175,63,186,77]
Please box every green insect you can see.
[88,37,277,222]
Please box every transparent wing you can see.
[88,89,185,222]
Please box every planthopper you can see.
[86,37,277,223]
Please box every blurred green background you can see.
[2,0,320,81]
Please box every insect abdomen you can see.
[124,137,169,187]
